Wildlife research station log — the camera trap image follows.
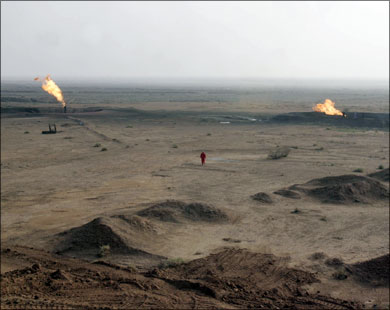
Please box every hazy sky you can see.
[1,1,389,81]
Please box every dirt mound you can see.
[251,192,273,203]
[368,168,389,182]
[350,254,389,287]
[111,214,157,233]
[137,200,230,223]
[290,174,389,203]
[1,246,362,309]
[148,248,361,309]
[55,215,161,258]
[273,189,301,199]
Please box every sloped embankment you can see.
[350,253,389,287]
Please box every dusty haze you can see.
[1,1,389,81]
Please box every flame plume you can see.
[312,99,343,116]
[34,75,66,108]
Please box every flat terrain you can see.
[1,84,389,308]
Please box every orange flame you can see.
[312,99,343,116]
[34,75,66,107]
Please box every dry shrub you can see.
[98,244,110,257]
[325,257,344,266]
[310,252,326,260]
[332,270,348,280]
[158,258,185,269]
[268,146,290,160]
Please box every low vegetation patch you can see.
[158,258,186,269]
[268,146,290,160]
[325,257,344,266]
[97,244,111,258]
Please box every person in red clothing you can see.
[200,152,206,165]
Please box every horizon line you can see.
[1,76,389,81]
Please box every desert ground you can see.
[1,83,389,309]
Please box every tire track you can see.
[66,116,125,146]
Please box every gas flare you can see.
[312,99,343,116]
[34,75,66,108]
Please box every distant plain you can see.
[1,82,389,308]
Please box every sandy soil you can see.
[1,98,389,308]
